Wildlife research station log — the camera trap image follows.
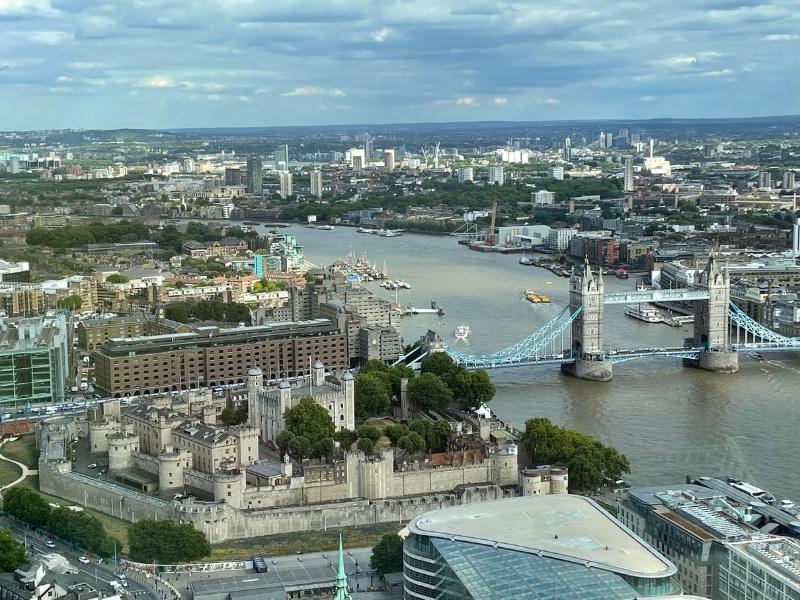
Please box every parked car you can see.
[79,556,90,564]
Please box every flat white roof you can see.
[409,495,675,578]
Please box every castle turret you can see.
[491,443,519,487]
[108,432,138,472]
[340,371,355,431]
[312,359,325,387]
[159,447,191,492]
[247,366,263,431]
[202,404,216,426]
[213,466,246,508]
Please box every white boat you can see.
[377,228,403,237]
[356,227,372,233]
[317,225,335,231]
[624,304,663,323]
[454,325,470,340]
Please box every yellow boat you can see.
[525,289,551,303]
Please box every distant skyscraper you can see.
[275,145,289,170]
[246,158,262,194]
[758,171,773,189]
[457,166,473,183]
[349,148,365,171]
[224,167,241,186]
[649,138,655,157]
[433,142,440,169]
[488,165,504,186]
[383,149,395,172]
[279,171,293,198]
[598,132,606,147]
[310,169,323,198]
[182,158,194,173]
[782,171,795,189]
[624,156,634,192]
[564,137,572,161]
[548,166,565,180]
[364,138,374,160]
[605,132,613,148]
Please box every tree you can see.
[276,430,295,458]
[354,373,391,418]
[333,429,358,451]
[311,437,335,460]
[284,397,335,447]
[398,432,426,454]
[288,435,311,460]
[451,369,495,410]
[48,508,116,556]
[356,437,375,455]
[519,418,631,491]
[384,424,410,445]
[420,353,459,384]
[164,303,189,323]
[56,294,83,311]
[356,425,381,444]
[219,401,248,426]
[105,274,129,284]
[3,487,51,528]
[407,373,452,411]
[0,529,27,572]
[370,534,404,574]
[128,520,211,563]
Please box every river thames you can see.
[260,224,800,500]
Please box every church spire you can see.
[333,533,352,600]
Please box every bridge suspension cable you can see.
[729,301,800,351]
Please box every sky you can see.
[1,0,799,130]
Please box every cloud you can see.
[136,75,176,88]
[29,31,72,45]
[764,33,800,41]
[494,96,508,105]
[372,26,392,42]
[456,96,479,106]
[281,86,346,97]
[536,98,560,106]
[0,0,58,17]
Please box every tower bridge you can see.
[418,256,800,381]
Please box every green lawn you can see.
[2,435,39,469]
[210,522,405,561]
[0,459,22,489]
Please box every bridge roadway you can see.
[695,477,800,533]
[603,287,711,305]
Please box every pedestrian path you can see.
[0,437,39,494]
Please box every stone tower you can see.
[687,255,738,373]
[246,366,263,432]
[561,261,613,381]
[312,360,325,387]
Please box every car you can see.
[114,574,128,587]
[79,556,90,564]
[87,463,97,469]
[45,540,56,548]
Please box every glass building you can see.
[404,495,684,600]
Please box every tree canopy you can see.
[128,519,211,564]
[370,534,404,574]
[519,418,631,491]
[407,373,452,411]
[354,373,391,418]
[279,397,337,460]
[419,353,495,409]
[0,529,27,572]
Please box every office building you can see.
[279,171,293,199]
[624,156,634,192]
[793,217,800,256]
[563,137,572,161]
[457,167,474,183]
[644,156,672,177]
[246,158,262,194]
[782,171,796,189]
[92,319,348,397]
[363,138,374,160]
[758,171,773,189]
[488,165,504,185]
[274,145,289,170]
[718,537,800,600]
[548,166,565,180]
[224,167,241,186]
[404,495,681,600]
[532,190,556,205]
[310,169,323,198]
[77,313,190,352]
[348,148,365,171]
[0,313,70,405]
[0,260,30,283]
[383,149,395,172]
[547,228,576,251]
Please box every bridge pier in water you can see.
[683,255,739,374]
[561,262,613,382]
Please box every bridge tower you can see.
[686,255,738,373]
[561,261,613,381]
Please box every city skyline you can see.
[1,0,799,130]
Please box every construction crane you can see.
[486,200,497,246]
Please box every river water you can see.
[257,224,800,499]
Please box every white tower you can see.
[247,366,263,432]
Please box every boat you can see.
[624,304,663,323]
[525,290,551,304]
[377,229,403,237]
[454,325,470,340]
[317,225,335,231]
[356,227,373,233]
[748,352,764,361]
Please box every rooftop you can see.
[408,495,675,578]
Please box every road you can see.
[0,514,157,600]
